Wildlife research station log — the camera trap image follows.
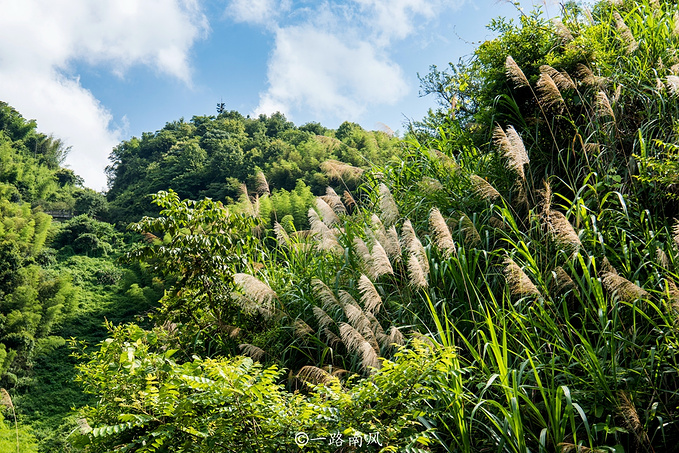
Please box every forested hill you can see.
[106,111,401,223]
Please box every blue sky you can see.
[0,0,560,190]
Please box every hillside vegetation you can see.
[3,0,679,452]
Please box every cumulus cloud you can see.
[257,25,408,119]
[0,0,208,189]
[252,0,462,124]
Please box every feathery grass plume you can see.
[602,272,648,302]
[617,391,645,443]
[379,183,399,225]
[594,90,616,120]
[368,240,394,279]
[673,219,679,249]
[224,325,241,338]
[546,210,581,248]
[429,208,456,257]
[323,187,347,215]
[339,322,380,371]
[494,125,530,180]
[434,149,459,172]
[273,222,290,247]
[553,266,576,294]
[584,143,601,155]
[313,306,335,329]
[489,216,509,231]
[657,248,670,268]
[657,77,666,92]
[141,232,160,243]
[387,326,404,346]
[233,273,277,318]
[613,11,638,53]
[342,190,356,211]
[239,344,265,361]
[316,197,340,226]
[552,19,573,43]
[353,237,370,264]
[538,180,552,215]
[308,208,341,253]
[504,257,540,298]
[297,365,334,385]
[312,278,341,311]
[358,274,382,314]
[401,220,429,275]
[254,171,270,195]
[343,301,373,338]
[293,319,314,338]
[667,75,679,96]
[536,72,565,110]
[320,159,364,182]
[384,225,402,262]
[458,213,482,247]
[505,55,530,89]
[371,213,387,237]
[239,184,255,217]
[323,327,342,347]
[418,177,445,193]
[366,311,387,346]
[539,65,575,91]
[674,12,679,37]
[667,280,679,308]
[471,175,501,201]
[0,388,14,411]
[408,253,428,289]
[576,64,607,87]
[77,417,92,434]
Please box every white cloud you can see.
[257,25,408,119]
[253,0,462,124]
[0,0,208,188]
[225,0,291,26]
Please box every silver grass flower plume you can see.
[429,208,456,258]
[358,274,382,314]
[255,171,270,195]
[353,237,371,264]
[667,76,679,96]
[539,65,575,91]
[323,187,347,215]
[657,248,670,269]
[553,266,576,294]
[384,225,402,262]
[613,11,638,54]
[342,190,356,211]
[418,177,445,193]
[552,19,574,43]
[379,183,399,225]
[576,64,607,87]
[320,159,364,182]
[342,300,374,341]
[239,184,255,217]
[536,72,565,110]
[494,125,529,180]
[459,213,482,247]
[312,278,341,311]
[673,219,679,249]
[471,175,501,201]
[324,327,341,347]
[316,197,340,226]
[368,240,394,279]
[308,208,341,254]
[505,55,530,89]
[595,90,616,120]
[666,280,679,309]
[339,322,380,372]
[293,319,314,338]
[239,344,265,361]
[313,306,335,329]
[401,220,429,275]
[602,271,648,302]
[674,12,679,37]
[387,326,404,346]
[504,257,540,298]
[408,253,428,289]
[546,210,581,249]
[233,273,277,318]
[273,222,290,247]
[297,366,335,385]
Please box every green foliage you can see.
[75,323,447,452]
[51,215,118,257]
[106,112,400,223]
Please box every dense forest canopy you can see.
[3,0,679,452]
